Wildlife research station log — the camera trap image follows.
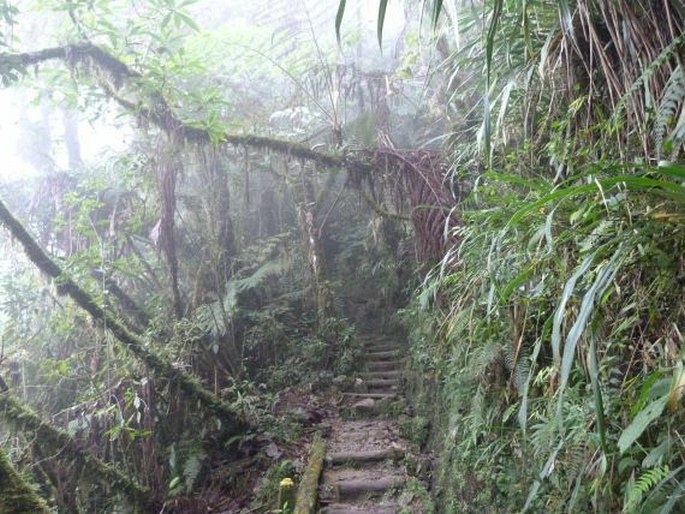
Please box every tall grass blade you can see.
[557,251,621,417]
[518,324,549,432]
[377,0,389,48]
[432,0,444,28]
[523,438,564,512]
[335,0,347,44]
[552,255,594,366]
[588,334,608,454]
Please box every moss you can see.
[293,432,326,514]
[0,448,50,513]
[0,391,155,511]
[0,197,246,431]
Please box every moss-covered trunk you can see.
[0,197,246,430]
[296,166,334,324]
[0,390,154,511]
[0,448,50,514]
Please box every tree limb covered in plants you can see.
[0,43,372,173]
[0,198,246,430]
[0,447,50,514]
[1,43,455,258]
[0,389,152,511]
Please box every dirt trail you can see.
[315,334,426,514]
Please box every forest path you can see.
[315,334,427,514]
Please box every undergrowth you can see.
[402,156,685,512]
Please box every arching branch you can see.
[0,197,246,430]
[0,389,154,511]
[0,43,372,173]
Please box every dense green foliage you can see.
[0,0,682,512]
[0,1,407,510]
[388,1,685,512]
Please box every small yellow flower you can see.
[280,477,294,488]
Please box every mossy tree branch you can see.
[0,43,373,174]
[294,432,326,514]
[1,44,437,234]
[0,447,50,514]
[0,390,152,511]
[0,198,246,430]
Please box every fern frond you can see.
[623,466,670,513]
[469,338,503,381]
[182,448,207,492]
[654,65,685,152]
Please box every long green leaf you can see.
[377,0,389,48]
[335,0,347,44]
[518,318,551,432]
[431,0,444,28]
[618,395,668,454]
[499,260,536,302]
[551,255,594,366]
[484,170,547,190]
[523,438,564,512]
[508,175,685,227]
[657,161,685,178]
[588,334,608,454]
[657,465,685,513]
[557,251,621,417]
[483,0,503,162]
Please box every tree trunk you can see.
[0,388,154,511]
[0,448,50,514]
[0,197,246,430]
[297,165,333,324]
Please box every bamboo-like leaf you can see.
[618,395,668,454]
[657,161,685,179]
[523,438,564,512]
[431,0,444,28]
[377,0,389,48]
[335,0,346,44]
[551,255,594,366]
[485,0,503,81]
[588,334,607,454]
[482,0,503,162]
[657,467,685,513]
[484,170,548,190]
[557,252,620,416]
[499,260,536,302]
[518,323,549,432]
[496,80,515,144]
[507,175,685,227]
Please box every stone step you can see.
[342,392,396,400]
[319,504,400,514]
[364,342,400,351]
[367,360,405,372]
[326,447,404,466]
[366,350,400,360]
[363,378,400,388]
[357,370,402,380]
[326,476,405,501]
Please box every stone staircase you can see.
[317,334,421,514]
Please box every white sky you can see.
[0,90,131,181]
